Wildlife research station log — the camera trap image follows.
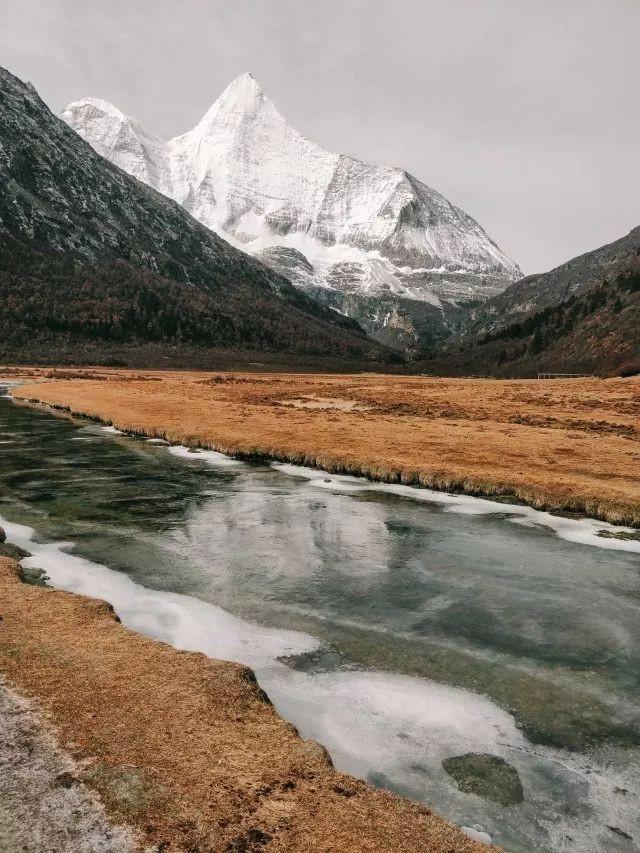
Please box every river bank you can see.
[1,388,639,850]
[8,367,640,526]
[0,552,486,852]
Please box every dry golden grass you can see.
[11,367,640,525]
[0,557,486,852]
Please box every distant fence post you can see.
[536,373,595,379]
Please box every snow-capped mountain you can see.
[63,73,521,348]
[0,65,390,365]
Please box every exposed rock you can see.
[607,825,632,841]
[442,753,524,806]
[277,645,350,674]
[0,542,31,561]
[18,565,50,588]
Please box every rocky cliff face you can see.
[63,73,521,350]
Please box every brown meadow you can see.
[11,368,640,526]
[0,556,486,852]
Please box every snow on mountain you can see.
[0,65,390,363]
[63,72,521,347]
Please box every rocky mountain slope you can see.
[63,73,521,350]
[466,225,640,336]
[0,67,394,367]
[425,229,640,376]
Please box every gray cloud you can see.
[1,0,638,274]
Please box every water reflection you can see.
[1,394,640,851]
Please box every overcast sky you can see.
[2,0,638,274]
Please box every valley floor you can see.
[9,367,640,526]
[3,366,639,851]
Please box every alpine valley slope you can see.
[63,73,521,351]
[424,226,640,377]
[0,67,394,368]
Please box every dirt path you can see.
[0,678,135,853]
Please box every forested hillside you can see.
[424,269,640,377]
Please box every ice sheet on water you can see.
[2,515,639,851]
[167,444,246,468]
[271,462,640,554]
[1,518,315,667]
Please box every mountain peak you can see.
[192,72,278,135]
[63,97,127,122]
[217,72,266,108]
[228,71,262,90]
[62,71,522,347]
